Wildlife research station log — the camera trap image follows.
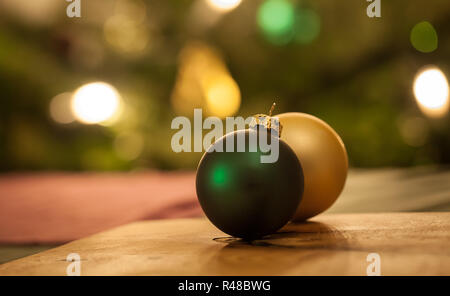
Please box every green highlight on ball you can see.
[211,164,229,187]
[410,21,438,53]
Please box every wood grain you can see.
[0,213,449,276]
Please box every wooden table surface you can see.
[1,212,449,276]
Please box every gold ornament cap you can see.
[250,103,283,137]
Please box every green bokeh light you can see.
[295,9,321,44]
[211,164,229,188]
[257,0,296,44]
[410,21,438,53]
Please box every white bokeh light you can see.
[71,82,121,124]
[50,92,75,124]
[206,0,242,11]
[413,67,449,118]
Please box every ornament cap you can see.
[250,103,283,137]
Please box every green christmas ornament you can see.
[196,111,304,240]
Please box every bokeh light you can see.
[413,67,449,118]
[257,0,295,44]
[206,0,242,11]
[104,14,149,54]
[114,131,144,161]
[295,9,321,44]
[104,0,149,55]
[71,82,122,124]
[49,92,75,124]
[205,74,241,118]
[410,21,438,53]
[398,116,429,147]
[171,42,241,118]
[114,0,147,23]
[0,0,61,27]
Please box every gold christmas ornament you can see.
[276,112,348,221]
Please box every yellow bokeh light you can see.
[104,14,149,54]
[171,42,241,118]
[206,0,242,11]
[71,82,121,124]
[398,116,429,147]
[114,131,144,161]
[413,67,449,118]
[104,0,149,55]
[50,92,75,124]
[204,74,241,118]
[114,0,147,23]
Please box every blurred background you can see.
[0,0,450,264]
[0,0,449,171]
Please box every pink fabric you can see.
[0,172,202,244]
